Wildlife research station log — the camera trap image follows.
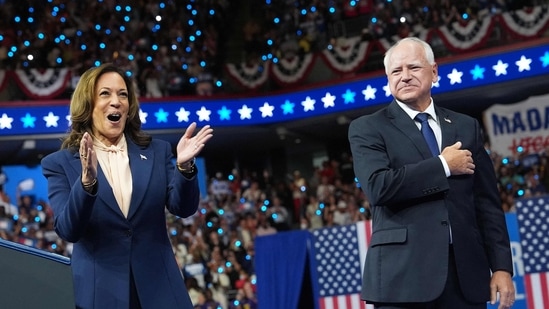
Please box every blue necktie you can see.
[415,113,439,156]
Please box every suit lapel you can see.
[387,102,433,159]
[126,140,154,220]
[436,107,457,150]
[71,151,121,216]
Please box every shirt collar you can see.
[396,98,437,122]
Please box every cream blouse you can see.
[93,135,132,217]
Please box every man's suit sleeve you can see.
[470,119,513,274]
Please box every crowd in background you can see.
[0,0,539,98]
[1,145,548,308]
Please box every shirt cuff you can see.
[438,155,451,177]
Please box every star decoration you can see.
[540,51,549,67]
[155,108,169,123]
[259,102,275,118]
[238,105,253,120]
[139,109,148,124]
[492,60,509,76]
[217,106,232,121]
[281,100,295,115]
[0,113,14,129]
[321,92,336,108]
[21,113,36,128]
[341,89,356,104]
[196,106,212,121]
[516,55,532,72]
[66,114,72,126]
[302,96,316,111]
[447,68,463,85]
[43,112,60,128]
[470,65,485,80]
[175,107,190,122]
[361,85,377,101]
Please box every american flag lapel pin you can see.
[140,154,147,160]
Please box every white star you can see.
[447,69,463,85]
[66,114,72,126]
[196,106,211,122]
[516,55,532,72]
[492,60,509,76]
[259,102,274,118]
[175,107,190,122]
[432,76,441,88]
[383,83,391,97]
[43,112,60,128]
[301,96,316,112]
[139,109,148,124]
[361,85,377,100]
[238,104,253,120]
[0,113,14,129]
[321,92,336,108]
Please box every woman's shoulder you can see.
[42,148,74,162]
[146,138,172,152]
[41,148,75,169]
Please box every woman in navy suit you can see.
[42,63,213,309]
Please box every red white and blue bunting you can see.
[498,5,549,38]
[271,54,316,86]
[435,15,495,53]
[224,62,270,90]
[320,36,371,74]
[12,68,71,100]
[376,24,432,52]
[226,5,549,89]
[1,41,548,135]
[1,6,547,96]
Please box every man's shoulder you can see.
[437,106,475,121]
[350,106,389,127]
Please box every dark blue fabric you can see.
[255,230,314,309]
[415,113,439,156]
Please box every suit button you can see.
[441,220,448,226]
[125,230,132,237]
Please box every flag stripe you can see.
[320,298,326,309]
[526,273,549,309]
[541,273,549,309]
[345,294,352,309]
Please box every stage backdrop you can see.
[255,210,549,309]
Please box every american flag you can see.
[515,196,549,309]
[312,220,374,309]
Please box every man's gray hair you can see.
[383,37,435,74]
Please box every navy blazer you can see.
[42,137,197,309]
[348,101,513,303]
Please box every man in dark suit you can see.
[348,37,515,309]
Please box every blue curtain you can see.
[255,230,314,309]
